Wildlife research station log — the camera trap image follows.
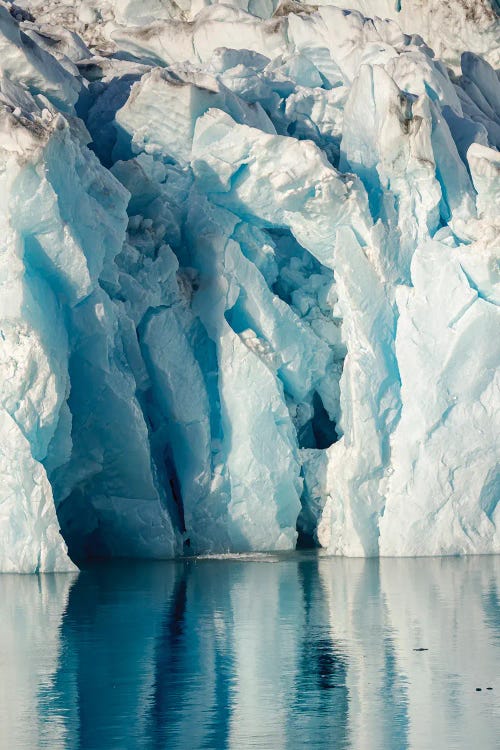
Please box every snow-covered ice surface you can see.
[0,0,498,570]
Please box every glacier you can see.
[0,0,498,571]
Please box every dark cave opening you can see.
[297,391,338,450]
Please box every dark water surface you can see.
[1,553,500,750]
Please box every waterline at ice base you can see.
[0,0,498,571]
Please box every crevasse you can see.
[0,0,498,570]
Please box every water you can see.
[1,553,499,750]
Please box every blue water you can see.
[1,553,500,750]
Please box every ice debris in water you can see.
[0,0,498,570]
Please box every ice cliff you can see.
[0,0,498,571]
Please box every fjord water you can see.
[1,554,499,750]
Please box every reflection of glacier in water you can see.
[1,555,500,750]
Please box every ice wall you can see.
[0,0,499,569]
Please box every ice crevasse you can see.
[0,0,498,570]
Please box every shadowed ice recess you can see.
[1,555,500,750]
[0,0,499,570]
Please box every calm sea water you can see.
[1,552,499,750]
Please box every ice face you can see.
[0,0,499,569]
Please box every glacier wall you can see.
[0,0,499,570]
